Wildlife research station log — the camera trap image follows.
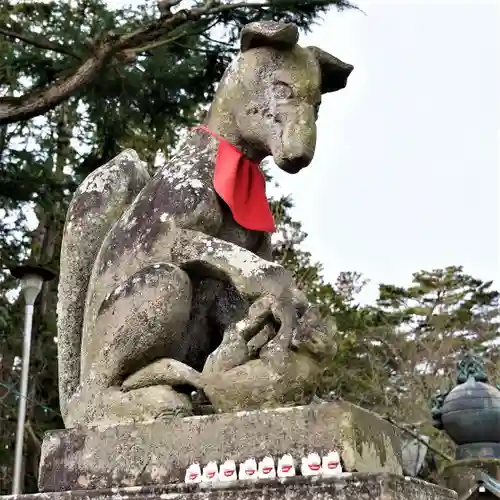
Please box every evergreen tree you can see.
[375,266,500,424]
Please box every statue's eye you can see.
[274,81,292,100]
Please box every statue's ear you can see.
[240,21,299,53]
[307,46,354,94]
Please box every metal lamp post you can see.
[9,263,55,495]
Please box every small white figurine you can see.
[239,458,258,480]
[185,462,202,484]
[219,459,237,482]
[277,454,296,478]
[321,451,343,477]
[202,461,219,482]
[257,456,276,480]
[300,452,322,477]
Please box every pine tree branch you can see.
[130,19,214,54]
[201,33,234,47]
[0,24,80,59]
[0,0,343,125]
[0,41,114,126]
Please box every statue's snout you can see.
[272,103,317,174]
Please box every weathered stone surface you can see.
[57,150,150,423]
[57,19,354,428]
[1,474,457,500]
[39,402,402,492]
[439,459,500,497]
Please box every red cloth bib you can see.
[195,125,275,233]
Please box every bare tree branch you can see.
[158,0,183,17]
[25,419,41,449]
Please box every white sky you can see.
[105,0,499,303]
[268,0,499,302]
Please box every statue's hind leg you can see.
[70,263,194,427]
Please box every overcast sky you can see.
[268,0,499,302]
[107,0,499,303]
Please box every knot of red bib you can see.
[194,125,276,233]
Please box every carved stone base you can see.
[439,458,500,497]
[2,475,456,500]
[38,402,404,492]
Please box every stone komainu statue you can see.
[57,21,353,428]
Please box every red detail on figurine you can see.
[195,125,276,233]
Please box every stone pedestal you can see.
[440,459,500,497]
[0,402,457,500]
[38,401,404,492]
[2,474,456,500]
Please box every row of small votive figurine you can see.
[185,451,343,484]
